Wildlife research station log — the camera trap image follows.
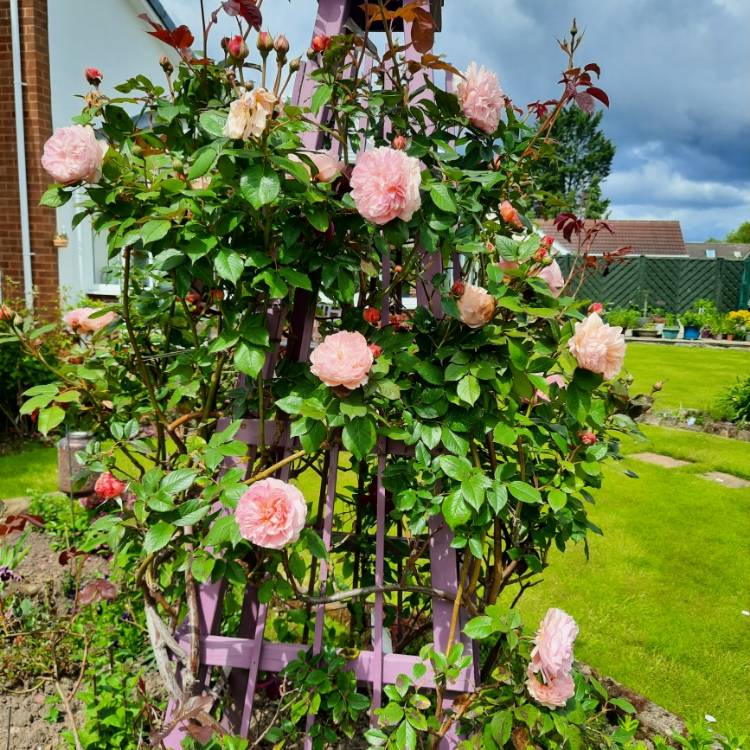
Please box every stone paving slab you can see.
[630,452,692,468]
[701,471,750,489]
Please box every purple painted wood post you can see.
[303,443,340,748]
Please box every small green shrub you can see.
[716,375,750,424]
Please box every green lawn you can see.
[518,423,750,733]
[624,342,750,413]
[2,344,750,731]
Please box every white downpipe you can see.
[10,0,34,310]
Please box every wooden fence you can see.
[558,255,750,312]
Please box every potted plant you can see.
[680,310,703,339]
[662,312,680,340]
[607,308,639,335]
[727,310,750,341]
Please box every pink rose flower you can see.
[350,147,422,225]
[526,666,575,709]
[94,472,127,499]
[223,88,277,140]
[568,312,626,381]
[235,478,307,550]
[290,151,343,183]
[529,607,579,681]
[457,284,496,328]
[535,373,566,403]
[457,62,505,134]
[64,307,116,333]
[536,259,565,297]
[42,125,106,185]
[308,152,344,182]
[310,330,374,389]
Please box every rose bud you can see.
[492,155,502,170]
[451,280,465,297]
[579,431,598,446]
[94,472,127,499]
[542,235,555,247]
[0,303,13,322]
[486,241,495,253]
[274,34,290,57]
[392,135,407,150]
[363,307,380,325]
[587,302,604,315]
[393,264,403,274]
[652,381,664,392]
[534,246,548,262]
[499,200,522,228]
[227,35,249,60]
[306,47,317,60]
[210,289,225,302]
[257,31,275,55]
[368,343,383,358]
[185,290,202,306]
[159,56,174,76]
[289,56,302,72]
[311,34,331,53]
[84,67,103,87]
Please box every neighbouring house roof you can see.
[685,242,750,261]
[537,219,687,257]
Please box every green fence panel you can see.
[558,255,746,313]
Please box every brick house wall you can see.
[0,0,58,313]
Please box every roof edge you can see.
[146,0,176,30]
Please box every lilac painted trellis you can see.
[163,2,478,747]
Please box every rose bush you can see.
[0,3,656,746]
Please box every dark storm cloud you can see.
[160,0,750,240]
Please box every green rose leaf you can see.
[429,183,458,214]
[234,342,266,378]
[144,521,176,554]
[141,219,171,246]
[343,416,376,460]
[215,248,244,284]
[438,455,472,481]
[547,488,568,512]
[187,145,218,180]
[240,164,281,209]
[464,615,497,639]
[509,481,542,504]
[457,374,480,406]
[442,492,471,528]
[37,406,65,436]
[160,468,198,495]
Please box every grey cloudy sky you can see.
[159,0,750,241]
